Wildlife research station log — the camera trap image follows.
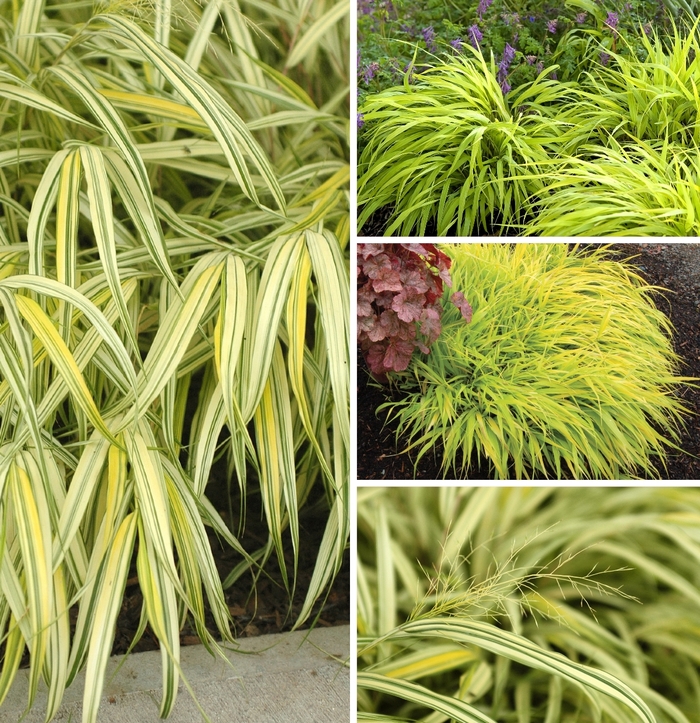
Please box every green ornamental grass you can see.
[379,244,690,480]
[0,0,349,719]
[358,486,700,723]
[357,47,570,236]
[525,139,700,236]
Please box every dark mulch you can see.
[359,207,524,237]
[357,242,700,481]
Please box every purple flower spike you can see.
[363,62,380,84]
[600,51,611,66]
[467,24,483,49]
[357,112,365,129]
[477,0,493,19]
[450,37,463,52]
[575,12,587,24]
[547,19,558,33]
[606,12,619,32]
[422,26,437,53]
[502,43,516,66]
[497,44,516,94]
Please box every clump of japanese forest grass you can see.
[357,46,570,236]
[380,244,690,480]
[357,486,700,723]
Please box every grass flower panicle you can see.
[358,486,700,723]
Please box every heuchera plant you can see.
[358,243,472,379]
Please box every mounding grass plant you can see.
[378,244,690,480]
[358,486,700,723]
[0,0,349,720]
[357,47,570,236]
[524,139,700,236]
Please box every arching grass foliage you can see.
[379,244,690,479]
[358,23,700,236]
[358,486,700,723]
[0,0,349,719]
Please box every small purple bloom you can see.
[502,43,516,66]
[357,112,365,129]
[363,62,380,84]
[477,0,493,19]
[422,26,437,53]
[606,12,619,32]
[497,44,516,93]
[600,51,611,66]
[526,55,537,65]
[450,37,463,52]
[576,12,587,24]
[536,61,544,74]
[528,15,535,21]
[467,24,483,49]
[358,0,374,15]
[547,19,558,33]
[643,23,652,35]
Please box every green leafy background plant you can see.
[0,0,349,719]
[378,244,690,480]
[358,486,700,723]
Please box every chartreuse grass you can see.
[525,139,700,236]
[380,244,689,480]
[357,46,570,236]
[358,486,700,723]
[0,0,348,720]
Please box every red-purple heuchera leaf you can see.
[392,290,425,322]
[379,309,416,341]
[362,253,394,280]
[357,285,375,317]
[365,341,389,376]
[357,314,377,337]
[357,243,466,379]
[451,291,473,323]
[358,243,385,260]
[372,268,403,293]
[419,307,442,344]
[383,338,415,372]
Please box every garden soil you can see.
[357,242,700,481]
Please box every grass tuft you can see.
[380,244,691,479]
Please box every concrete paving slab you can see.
[0,625,350,723]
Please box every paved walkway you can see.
[0,626,350,722]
